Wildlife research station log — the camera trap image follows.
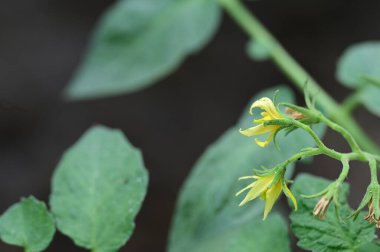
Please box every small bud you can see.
[285,107,305,120]
[313,196,332,220]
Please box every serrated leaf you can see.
[65,0,221,100]
[168,86,326,252]
[290,174,376,252]
[50,125,148,251]
[336,41,380,116]
[0,196,55,252]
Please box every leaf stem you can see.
[219,0,380,155]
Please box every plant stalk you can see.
[220,0,380,155]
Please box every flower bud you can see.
[285,107,305,120]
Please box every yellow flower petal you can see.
[283,182,298,211]
[250,97,282,119]
[236,181,256,197]
[238,176,258,180]
[263,180,283,220]
[254,130,277,148]
[241,97,285,148]
[254,112,272,124]
[239,124,274,137]
[238,175,274,206]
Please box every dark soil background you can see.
[1,0,380,251]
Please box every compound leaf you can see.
[290,174,376,252]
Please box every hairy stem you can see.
[219,0,380,154]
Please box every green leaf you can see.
[187,213,290,252]
[0,196,55,252]
[337,41,380,88]
[289,173,376,252]
[65,0,221,100]
[168,86,325,252]
[336,41,380,116]
[50,125,148,251]
[357,242,380,252]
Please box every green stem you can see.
[284,148,323,165]
[220,0,380,155]
[290,120,342,160]
[319,115,362,154]
[369,157,379,184]
[337,157,350,183]
[340,91,361,114]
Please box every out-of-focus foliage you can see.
[50,126,148,251]
[65,0,221,100]
[357,242,380,252]
[0,197,55,252]
[167,86,325,252]
[246,40,270,61]
[290,174,377,252]
[337,41,380,116]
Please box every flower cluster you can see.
[236,95,380,227]
[237,96,300,218]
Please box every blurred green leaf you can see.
[65,0,221,100]
[50,125,148,251]
[168,86,325,252]
[337,41,380,88]
[336,41,380,116]
[246,39,270,61]
[187,213,290,252]
[289,174,376,252]
[0,196,55,252]
[357,85,380,117]
[357,242,380,252]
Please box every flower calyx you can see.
[280,103,322,126]
[302,180,342,220]
[236,165,297,220]
[352,183,380,228]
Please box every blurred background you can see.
[1,0,380,251]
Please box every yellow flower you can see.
[240,97,284,147]
[236,172,298,220]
